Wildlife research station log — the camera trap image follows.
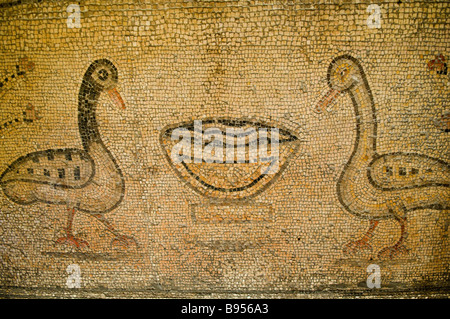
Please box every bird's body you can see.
[0,143,124,214]
[317,55,449,259]
[1,148,95,204]
[0,59,134,249]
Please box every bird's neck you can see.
[348,79,377,164]
[78,83,102,150]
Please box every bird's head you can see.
[85,59,125,109]
[315,55,365,113]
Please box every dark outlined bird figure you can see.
[316,55,449,259]
[0,59,136,250]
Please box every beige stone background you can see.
[0,0,448,297]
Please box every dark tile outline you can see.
[326,54,449,258]
[368,152,450,191]
[159,117,300,201]
[328,55,450,218]
[0,59,124,213]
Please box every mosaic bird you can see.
[0,59,136,250]
[316,55,449,259]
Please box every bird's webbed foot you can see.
[110,235,138,250]
[56,235,90,250]
[377,244,409,260]
[343,239,373,256]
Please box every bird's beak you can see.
[107,88,125,110]
[314,88,340,114]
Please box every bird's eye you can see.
[340,69,348,77]
[98,69,109,81]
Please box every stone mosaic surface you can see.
[0,0,448,295]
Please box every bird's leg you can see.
[343,219,379,256]
[378,217,409,260]
[56,208,89,249]
[91,214,137,249]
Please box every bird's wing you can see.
[369,153,450,190]
[0,148,95,189]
